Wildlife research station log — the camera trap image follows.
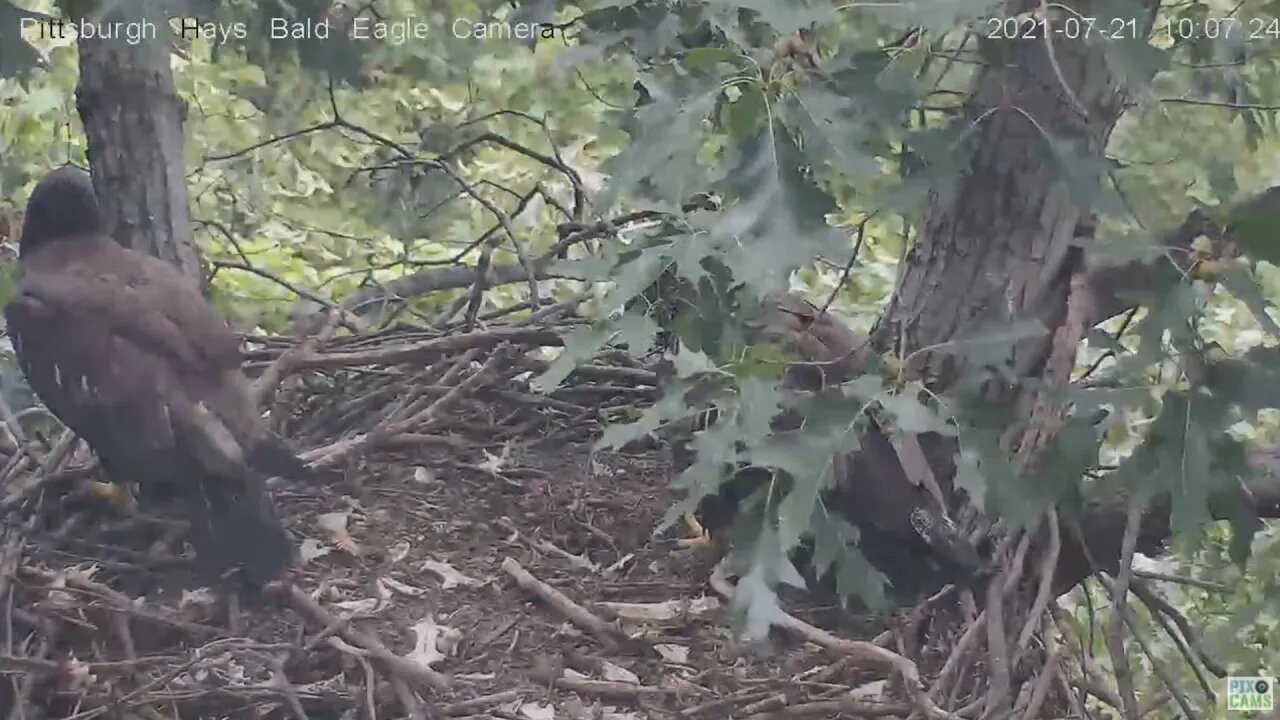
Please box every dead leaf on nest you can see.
[412,466,435,484]
[850,679,888,700]
[47,565,99,610]
[299,537,331,564]
[388,540,411,563]
[64,656,95,690]
[653,644,690,664]
[316,511,362,556]
[405,615,461,670]
[178,588,217,611]
[477,446,509,474]
[421,559,481,589]
[333,596,384,615]
[378,576,427,597]
[599,660,639,684]
[515,702,555,720]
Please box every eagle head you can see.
[20,165,106,256]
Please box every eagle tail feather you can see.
[186,474,292,591]
[247,437,311,481]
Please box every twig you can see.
[708,560,956,720]
[740,698,912,719]
[1104,497,1144,720]
[500,557,627,650]
[303,345,510,468]
[212,260,364,332]
[254,306,345,405]
[463,243,494,331]
[1131,579,1225,676]
[1132,569,1228,592]
[1015,510,1061,655]
[295,327,562,369]
[678,689,778,717]
[1131,579,1222,701]
[1096,574,1199,720]
[441,689,524,716]
[275,583,449,695]
[527,663,672,699]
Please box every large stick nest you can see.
[0,314,957,720]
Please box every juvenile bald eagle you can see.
[3,166,307,589]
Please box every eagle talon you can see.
[82,479,139,514]
[677,512,715,549]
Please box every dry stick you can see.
[935,610,987,707]
[1020,616,1060,720]
[430,293,470,329]
[1131,569,1227,593]
[1131,580,1219,701]
[7,630,52,720]
[0,526,25,629]
[738,694,787,715]
[295,327,563,370]
[980,528,1034,718]
[303,346,507,468]
[1096,574,1200,720]
[980,573,1011,720]
[740,698,912,719]
[430,160,542,310]
[20,567,223,637]
[678,689,778,718]
[254,307,345,406]
[463,243,495,331]
[496,517,599,573]
[268,654,312,720]
[500,557,627,650]
[1105,497,1144,720]
[706,561,955,720]
[0,431,82,513]
[440,689,524,716]
[1014,509,1061,655]
[278,583,448,695]
[526,662,671,700]
[330,638,380,720]
[1131,579,1227,677]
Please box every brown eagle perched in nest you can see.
[3,166,308,590]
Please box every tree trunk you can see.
[74,18,201,280]
[877,11,1135,378]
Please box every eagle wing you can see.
[5,273,182,476]
[19,247,242,375]
[5,238,275,467]
[4,244,293,585]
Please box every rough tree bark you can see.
[73,8,201,280]
[863,0,1142,598]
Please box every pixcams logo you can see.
[1227,676,1274,712]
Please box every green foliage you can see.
[5,0,1280,693]
[530,0,1280,643]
